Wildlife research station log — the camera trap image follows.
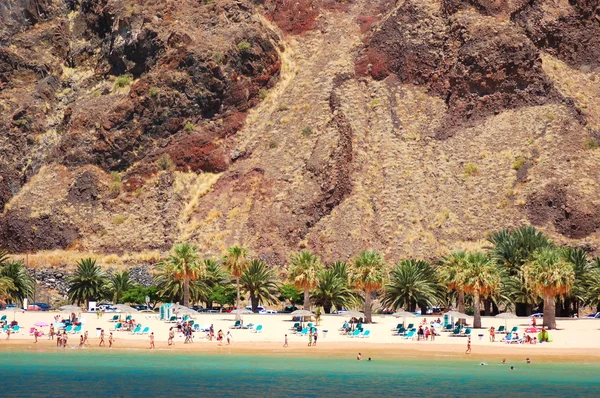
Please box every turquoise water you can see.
[0,349,598,397]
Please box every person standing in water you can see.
[149,332,155,349]
[465,335,472,354]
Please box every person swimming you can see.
[510,366,514,370]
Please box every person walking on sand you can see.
[168,328,174,346]
[6,328,10,340]
[34,328,38,343]
[217,329,224,346]
[430,326,436,341]
[62,332,68,347]
[83,330,89,345]
[226,330,232,345]
[150,332,155,349]
[283,334,288,348]
[108,332,114,348]
[99,329,105,347]
[489,326,495,342]
[49,324,55,340]
[465,335,471,354]
[56,332,62,347]
[79,335,84,347]
[308,332,313,347]
[313,330,318,346]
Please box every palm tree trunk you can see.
[303,288,310,310]
[183,278,190,307]
[236,277,241,311]
[544,293,556,329]
[473,292,482,328]
[250,293,259,312]
[458,290,465,313]
[364,289,372,323]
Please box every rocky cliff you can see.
[2,0,600,267]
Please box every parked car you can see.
[246,305,265,313]
[259,309,278,314]
[32,303,51,311]
[190,305,204,312]
[585,312,600,318]
[530,313,544,318]
[134,305,148,311]
[5,304,16,309]
[281,305,298,313]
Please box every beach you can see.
[2,310,600,363]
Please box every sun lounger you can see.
[347,329,361,338]
[392,326,406,336]
[359,330,371,338]
[496,325,506,334]
[108,315,119,322]
[442,324,454,332]
[167,316,177,323]
[230,320,242,329]
[71,324,82,334]
[130,325,141,334]
[460,328,472,337]
[0,315,7,322]
[252,325,263,333]
[140,327,150,335]
[292,322,301,330]
[510,326,519,334]
[110,322,122,331]
[12,325,20,333]
[64,325,73,333]
[402,330,415,340]
[503,333,523,344]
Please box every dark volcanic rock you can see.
[0,211,80,252]
[526,183,600,239]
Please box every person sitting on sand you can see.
[540,327,549,343]
[531,337,537,345]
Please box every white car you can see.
[585,312,600,319]
[530,313,544,318]
[259,309,278,314]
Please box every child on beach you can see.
[150,332,155,349]
[226,331,232,345]
[283,334,288,348]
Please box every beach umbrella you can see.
[290,310,313,317]
[173,307,199,316]
[446,311,471,325]
[59,305,82,313]
[35,321,49,327]
[114,304,139,314]
[392,310,415,327]
[230,308,253,321]
[341,310,365,319]
[495,312,518,330]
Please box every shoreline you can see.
[2,339,600,363]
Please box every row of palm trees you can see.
[2,226,600,330]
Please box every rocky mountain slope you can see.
[2,0,600,267]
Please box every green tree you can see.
[312,268,355,314]
[352,250,386,323]
[438,251,467,313]
[223,245,249,311]
[67,258,107,307]
[121,286,163,308]
[382,259,444,313]
[0,276,16,304]
[107,270,133,304]
[209,285,237,309]
[157,243,203,307]
[460,252,503,328]
[240,259,279,312]
[289,250,323,310]
[524,248,575,329]
[0,261,34,305]
[199,259,232,307]
[278,283,303,306]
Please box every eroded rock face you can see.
[0,211,80,252]
[526,184,600,239]
[356,2,560,127]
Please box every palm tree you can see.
[107,271,133,304]
[155,266,208,305]
[240,259,279,312]
[158,243,202,307]
[0,261,34,305]
[199,259,231,307]
[352,250,386,323]
[382,259,444,313]
[461,252,502,328]
[312,268,356,314]
[223,245,249,311]
[288,250,322,310]
[582,263,600,313]
[68,258,107,307]
[0,276,16,304]
[439,251,467,313]
[524,247,575,329]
